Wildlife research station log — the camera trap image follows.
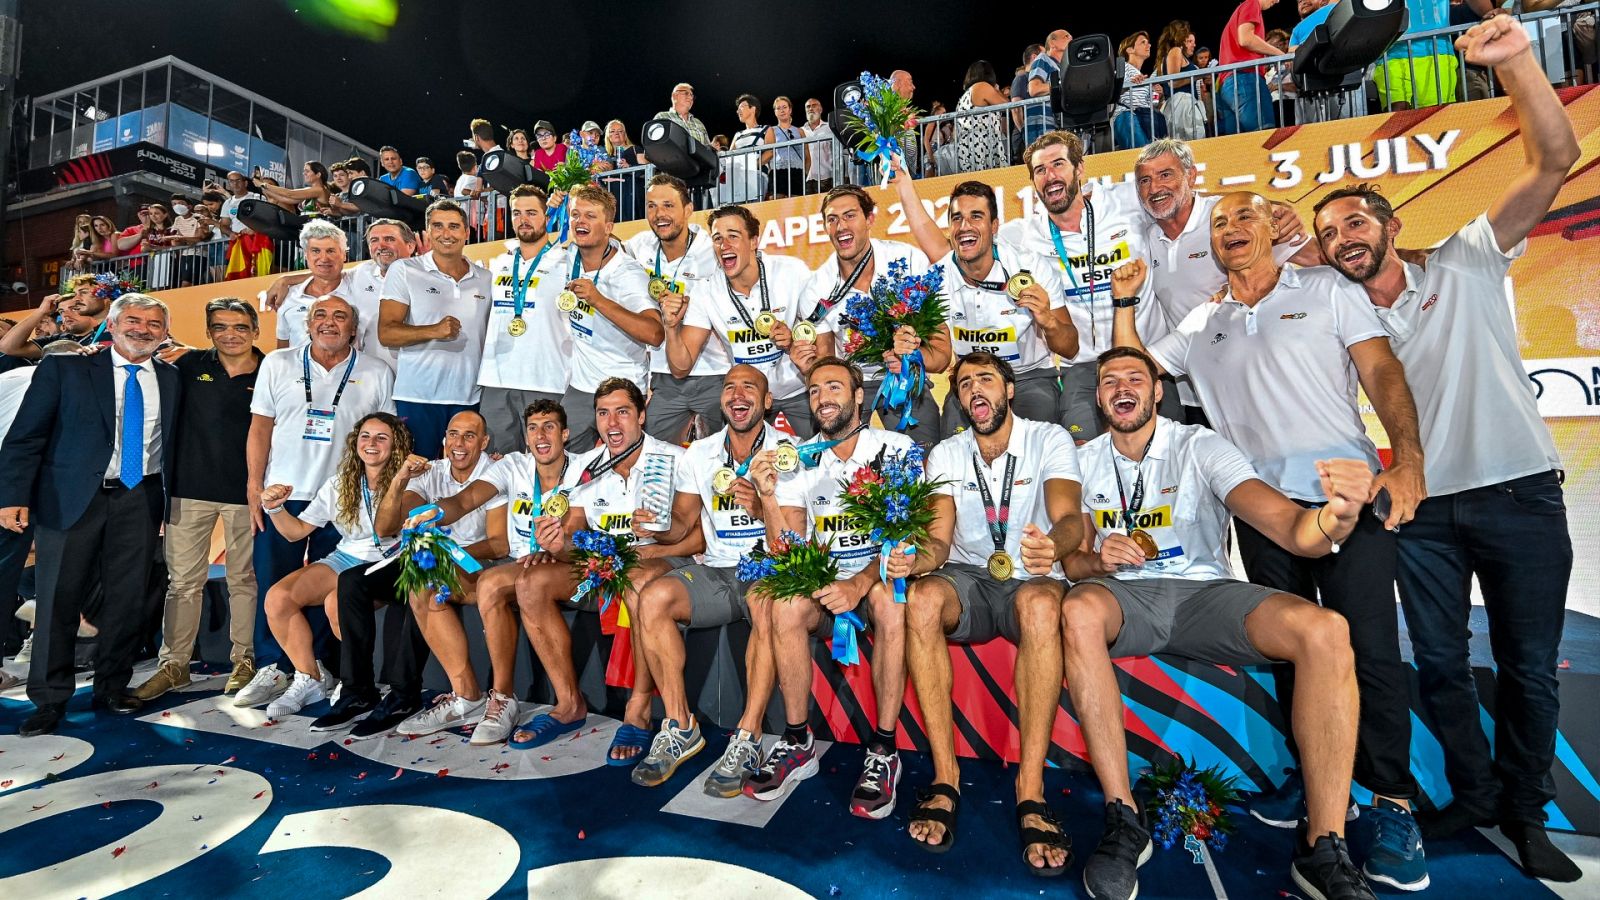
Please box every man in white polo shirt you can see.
[479,185,569,453]
[624,173,725,444]
[240,294,395,708]
[1063,346,1373,900]
[664,205,817,438]
[1310,18,1581,883]
[800,185,944,445]
[557,185,663,452]
[274,220,351,350]
[1111,196,1431,892]
[902,351,1082,872]
[264,218,415,372]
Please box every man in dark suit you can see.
[0,294,181,736]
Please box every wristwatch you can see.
[1112,295,1141,309]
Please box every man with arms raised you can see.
[1312,18,1581,882]
[624,174,725,443]
[902,351,1082,875]
[1063,347,1373,900]
[628,365,784,792]
[1112,197,1431,891]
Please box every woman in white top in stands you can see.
[258,161,335,215]
[1114,31,1168,150]
[954,60,1009,174]
[255,412,410,719]
[722,93,769,204]
[764,96,806,199]
[1157,20,1207,140]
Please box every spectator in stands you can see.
[531,121,567,172]
[218,171,270,280]
[377,146,424,196]
[132,298,263,702]
[1114,32,1168,150]
[1375,0,1459,110]
[725,94,769,204]
[345,157,372,178]
[1196,46,1214,67]
[1218,0,1282,135]
[765,97,806,198]
[125,203,180,289]
[169,193,218,288]
[1264,28,1297,117]
[802,97,835,193]
[63,213,95,280]
[1158,20,1208,140]
[655,82,710,144]
[455,150,484,198]
[604,119,642,167]
[258,161,334,214]
[508,128,532,162]
[955,61,1008,174]
[415,157,451,197]
[114,204,167,255]
[925,99,957,175]
[1026,30,1071,145]
[602,120,645,221]
[470,117,502,154]
[1010,43,1045,147]
[890,70,922,176]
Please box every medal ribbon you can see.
[809,245,876,323]
[971,452,1016,557]
[531,456,571,551]
[569,243,615,297]
[1111,430,1157,534]
[956,245,1011,293]
[723,253,771,334]
[510,239,555,320]
[796,422,867,469]
[653,231,696,288]
[723,424,767,478]
[579,434,646,485]
[1048,198,1099,344]
[359,477,383,549]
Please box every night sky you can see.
[18,0,1301,174]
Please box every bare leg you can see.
[863,581,906,733]
[474,564,522,696]
[634,573,693,723]
[1060,585,1133,806]
[267,565,338,678]
[620,558,676,734]
[1015,580,1068,872]
[514,562,585,723]
[904,575,963,846]
[409,591,479,700]
[770,593,824,726]
[739,594,775,737]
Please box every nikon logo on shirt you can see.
[712,494,743,512]
[726,327,768,344]
[1061,241,1131,271]
[598,512,632,533]
[953,326,1016,343]
[815,512,865,534]
[511,497,536,517]
[1094,505,1172,531]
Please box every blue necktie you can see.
[120,364,144,489]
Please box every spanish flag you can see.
[224,233,275,280]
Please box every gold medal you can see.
[542,492,570,520]
[773,442,799,473]
[792,321,817,342]
[648,277,670,301]
[753,311,777,337]
[1130,529,1159,560]
[987,550,1014,581]
[712,467,737,494]
[1005,271,1036,300]
[557,290,579,312]
[507,316,527,337]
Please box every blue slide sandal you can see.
[607,723,653,766]
[509,713,586,750]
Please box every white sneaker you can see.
[233,663,289,707]
[12,634,33,666]
[468,691,519,746]
[265,670,327,719]
[395,692,487,737]
[13,599,34,624]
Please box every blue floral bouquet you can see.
[738,532,866,663]
[1141,757,1241,853]
[92,271,144,302]
[544,131,609,241]
[840,259,947,432]
[835,445,944,603]
[393,519,481,607]
[568,529,638,616]
[841,71,922,186]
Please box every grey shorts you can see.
[932,563,1062,644]
[666,563,750,627]
[1084,576,1275,665]
[646,372,725,444]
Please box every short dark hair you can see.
[820,184,875,218]
[1312,182,1394,227]
[523,398,567,431]
[806,356,863,394]
[455,150,477,170]
[948,180,998,218]
[1023,42,1045,63]
[425,198,468,226]
[204,296,259,329]
[1096,346,1159,380]
[509,183,548,204]
[345,158,371,175]
[736,93,761,111]
[201,189,227,204]
[1024,131,1086,171]
[951,350,1016,389]
[594,377,646,413]
[415,156,434,167]
[711,204,761,238]
[646,173,691,205]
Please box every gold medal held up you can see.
[507,316,527,337]
[557,290,579,312]
[648,277,670,301]
[1005,271,1035,300]
[753,311,777,337]
[542,492,570,520]
[1130,529,1159,560]
[987,550,1014,581]
[712,467,737,494]
[792,321,817,343]
[773,442,799,473]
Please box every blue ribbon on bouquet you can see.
[386,504,483,606]
[856,134,901,188]
[832,610,867,666]
[875,348,925,433]
[878,540,916,604]
[546,197,571,244]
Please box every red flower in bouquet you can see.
[846,466,882,498]
[889,301,912,318]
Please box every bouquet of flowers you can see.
[841,71,922,187]
[568,529,639,618]
[840,259,947,432]
[835,445,945,603]
[92,271,144,303]
[392,517,482,607]
[1140,757,1241,854]
[544,131,608,242]
[738,531,868,663]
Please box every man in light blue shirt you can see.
[377,146,423,196]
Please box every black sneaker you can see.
[1291,826,1377,900]
[348,690,421,741]
[1084,799,1152,899]
[309,692,378,732]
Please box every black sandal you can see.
[907,783,960,854]
[1016,799,1072,877]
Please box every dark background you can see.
[18,0,1299,172]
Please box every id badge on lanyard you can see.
[303,408,336,442]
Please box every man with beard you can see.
[0,278,111,362]
[265,219,417,372]
[1063,347,1373,900]
[550,185,663,452]
[894,173,1076,434]
[624,174,725,443]
[902,351,1081,875]
[665,205,817,438]
[754,358,915,817]
[1111,199,1432,892]
[0,295,179,736]
[629,365,784,792]
[1311,19,1581,883]
[478,185,570,453]
[508,380,699,761]
[800,185,945,445]
[274,220,352,350]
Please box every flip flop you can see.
[509,713,586,750]
[607,723,653,766]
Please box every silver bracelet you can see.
[263,505,286,516]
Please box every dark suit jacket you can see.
[0,351,181,530]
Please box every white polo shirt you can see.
[927,417,1080,579]
[565,242,657,393]
[939,242,1066,375]
[678,426,785,567]
[776,427,916,577]
[1077,417,1260,582]
[1148,265,1385,501]
[345,260,401,371]
[1369,214,1560,496]
[479,240,572,393]
[624,225,725,378]
[275,274,355,350]
[998,180,1167,364]
[408,453,503,550]
[380,251,494,405]
[800,238,930,382]
[478,451,573,560]
[298,474,389,562]
[684,252,812,400]
[250,347,396,501]
[567,434,686,547]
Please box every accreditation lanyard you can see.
[303,346,358,411]
[579,435,646,485]
[1111,431,1156,533]
[723,424,767,478]
[724,254,771,333]
[510,239,555,318]
[810,245,876,323]
[957,246,1011,293]
[970,452,1016,557]
[1049,199,1100,343]
[532,456,571,516]
[653,231,696,284]
[359,477,382,549]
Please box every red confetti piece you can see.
[0,780,12,789]
[305,752,318,760]
[435,768,450,778]
[252,791,267,800]
[49,753,65,761]
[144,781,160,790]
[1559,659,1571,670]
[112,846,126,858]
[577,830,586,840]
[183,739,194,744]
[342,739,353,746]
[161,711,171,717]
[329,752,339,760]
[540,756,552,762]
[356,772,368,780]
[219,756,236,764]
[1061,788,1072,795]
[491,763,510,773]
[214,770,225,776]
[389,768,404,781]
[101,801,111,808]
